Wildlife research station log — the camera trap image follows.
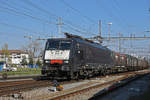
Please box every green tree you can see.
[28,57,34,65]
[1,43,10,64]
[36,59,42,68]
[21,56,28,65]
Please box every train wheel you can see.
[74,72,79,80]
[67,76,71,80]
[102,72,106,76]
[2,73,7,79]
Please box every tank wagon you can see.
[42,33,149,79]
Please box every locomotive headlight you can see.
[45,60,50,63]
[64,60,69,63]
[121,57,124,60]
[115,55,118,59]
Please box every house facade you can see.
[0,50,29,64]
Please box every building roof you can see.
[0,50,27,54]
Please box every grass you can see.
[0,68,41,75]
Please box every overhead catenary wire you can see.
[22,0,96,36]
[0,11,94,38]
[1,0,34,15]
[21,0,58,19]
[62,18,97,36]
[59,0,97,25]
[0,1,59,37]
[0,22,43,35]
[111,0,129,30]
[58,0,98,34]
[62,25,95,36]
[0,6,56,25]
[95,0,126,32]
[0,5,96,37]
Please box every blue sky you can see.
[0,0,150,56]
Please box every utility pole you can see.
[130,33,133,56]
[99,20,101,37]
[57,17,64,37]
[24,36,32,40]
[108,22,112,40]
[118,32,121,53]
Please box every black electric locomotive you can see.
[41,33,149,79]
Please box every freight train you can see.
[41,33,149,79]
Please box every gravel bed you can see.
[0,74,124,100]
[3,70,148,100]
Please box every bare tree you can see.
[22,39,43,63]
[1,43,11,64]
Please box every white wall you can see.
[0,53,29,64]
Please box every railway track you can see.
[0,69,149,98]
[0,80,52,96]
[0,74,40,80]
[0,77,81,96]
[38,75,130,100]
[38,70,150,100]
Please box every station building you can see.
[0,50,29,65]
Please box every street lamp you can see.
[24,36,32,40]
[108,22,112,40]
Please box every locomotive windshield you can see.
[46,40,71,50]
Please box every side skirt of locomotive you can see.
[42,64,146,80]
[70,64,129,79]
